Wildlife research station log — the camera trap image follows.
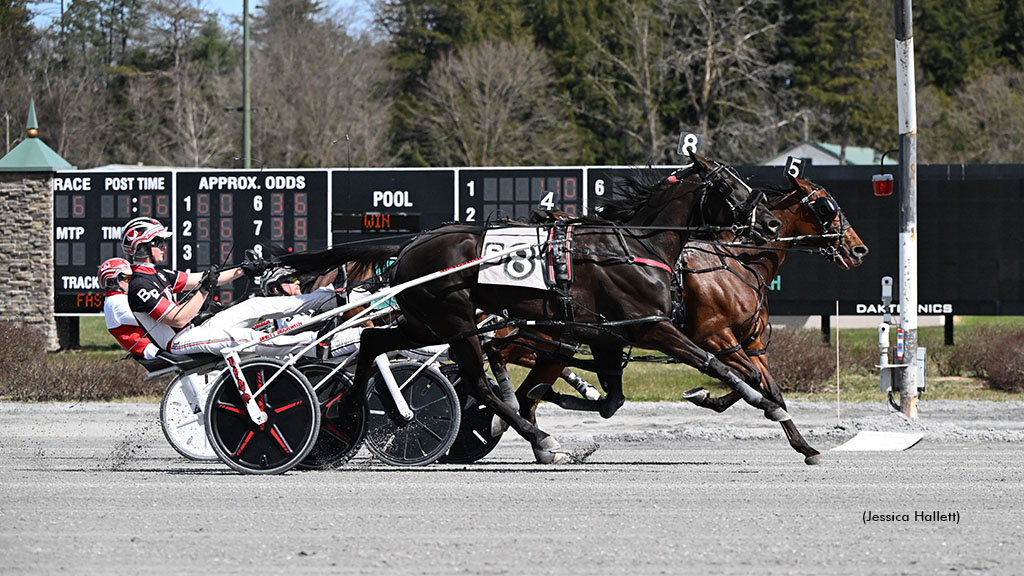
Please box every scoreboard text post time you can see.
[53,172,172,313]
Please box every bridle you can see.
[769,184,851,262]
[669,160,767,240]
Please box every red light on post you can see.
[872,174,893,197]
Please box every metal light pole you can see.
[894,0,919,419]
[243,0,252,169]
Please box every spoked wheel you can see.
[295,363,367,470]
[205,358,320,475]
[160,373,218,461]
[438,364,503,464]
[364,361,461,466]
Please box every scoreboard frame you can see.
[53,163,1024,318]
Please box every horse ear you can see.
[689,151,710,171]
[788,174,809,191]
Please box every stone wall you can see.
[0,173,57,350]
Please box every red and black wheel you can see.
[205,358,319,475]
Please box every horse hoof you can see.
[763,406,791,422]
[599,396,625,419]
[683,388,709,404]
[532,436,566,464]
[490,414,510,438]
[532,450,573,463]
[804,453,823,466]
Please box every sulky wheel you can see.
[160,373,219,461]
[205,358,320,475]
[438,364,503,464]
[364,361,461,467]
[295,362,367,470]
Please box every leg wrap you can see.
[722,371,765,406]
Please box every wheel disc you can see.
[296,363,366,470]
[160,375,218,461]
[438,364,503,464]
[364,362,460,466]
[206,359,319,475]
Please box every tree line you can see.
[2,0,1021,169]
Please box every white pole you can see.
[835,300,841,426]
[894,0,919,419]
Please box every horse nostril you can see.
[767,219,781,232]
[853,245,869,257]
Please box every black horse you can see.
[284,154,785,463]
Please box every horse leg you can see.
[639,322,791,422]
[561,368,602,401]
[682,335,756,413]
[483,355,520,438]
[450,337,567,464]
[753,355,821,465]
[590,343,626,419]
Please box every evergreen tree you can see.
[0,0,35,77]
[375,0,531,164]
[997,0,1024,66]
[782,0,895,161]
[916,0,1003,93]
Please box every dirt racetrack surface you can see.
[2,399,1023,575]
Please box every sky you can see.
[31,1,374,32]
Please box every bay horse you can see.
[292,153,787,463]
[677,175,867,462]
[509,175,868,464]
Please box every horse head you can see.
[689,153,780,245]
[775,175,869,269]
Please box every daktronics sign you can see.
[54,163,1024,316]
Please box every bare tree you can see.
[919,68,1024,163]
[578,0,673,163]
[414,38,577,166]
[252,3,396,167]
[668,0,794,163]
[577,0,794,164]
[29,41,118,167]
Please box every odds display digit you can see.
[53,171,172,314]
[458,168,585,222]
[174,171,329,303]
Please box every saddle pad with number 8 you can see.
[478,227,548,291]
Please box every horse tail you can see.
[277,244,401,281]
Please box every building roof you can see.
[0,100,75,172]
[762,142,897,167]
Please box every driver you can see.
[122,217,342,357]
[97,257,159,360]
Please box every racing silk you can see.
[103,290,159,359]
[127,263,190,350]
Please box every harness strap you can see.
[629,256,673,273]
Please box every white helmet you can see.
[97,258,132,290]
[121,217,172,258]
[260,266,300,296]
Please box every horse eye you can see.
[812,198,838,221]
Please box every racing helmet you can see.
[97,258,132,290]
[121,217,172,258]
[260,266,300,296]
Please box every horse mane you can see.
[761,183,796,205]
[276,243,401,281]
[594,168,685,223]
